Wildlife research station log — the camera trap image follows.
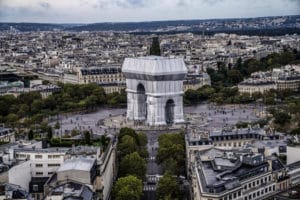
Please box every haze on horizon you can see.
[0,0,299,23]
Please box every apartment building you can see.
[191,148,288,200]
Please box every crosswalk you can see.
[146,156,156,161]
[146,175,160,183]
[143,175,162,191]
[143,185,156,191]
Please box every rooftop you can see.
[122,56,187,76]
[48,181,93,200]
[194,148,274,194]
[58,157,96,172]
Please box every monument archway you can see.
[122,56,187,126]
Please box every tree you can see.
[31,99,44,114]
[71,129,80,137]
[28,129,34,140]
[137,132,149,159]
[85,95,98,111]
[5,113,18,127]
[112,175,143,200]
[274,112,291,125]
[235,57,242,70]
[157,133,186,175]
[184,89,199,104]
[54,121,60,130]
[17,104,30,118]
[137,132,147,147]
[150,37,161,56]
[47,126,53,140]
[118,127,138,143]
[118,135,138,158]
[83,130,91,145]
[227,70,243,84]
[119,152,146,180]
[156,172,180,200]
[18,91,42,105]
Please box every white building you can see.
[122,56,187,126]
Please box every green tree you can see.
[47,126,53,140]
[112,175,143,200]
[118,135,138,158]
[85,95,98,111]
[31,99,44,114]
[227,70,243,84]
[83,130,91,145]
[157,133,186,175]
[119,152,146,180]
[5,113,18,127]
[118,127,138,143]
[137,132,147,147]
[17,104,30,118]
[18,91,42,105]
[235,57,242,70]
[150,37,161,56]
[274,112,291,125]
[156,172,180,200]
[71,129,80,137]
[28,129,34,140]
[54,121,60,130]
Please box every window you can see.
[265,177,267,182]
[245,197,248,200]
[52,155,60,159]
[48,172,53,175]
[35,164,43,168]
[249,194,252,200]
[257,191,260,197]
[32,185,38,192]
[273,185,275,191]
[257,180,259,185]
[47,163,60,167]
[233,193,237,198]
[265,188,268,193]
[253,193,256,198]
[253,182,255,187]
[35,155,42,159]
[244,185,247,190]
[36,172,43,176]
[269,176,271,181]
[238,191,241,196]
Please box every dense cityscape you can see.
[0,1,300,200]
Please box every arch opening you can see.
[165,99,175,124]
[136,83,147,121]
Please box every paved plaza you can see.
[50,103,265,138]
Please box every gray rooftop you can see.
[58,157,96,172]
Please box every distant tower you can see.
[122,56,187,126]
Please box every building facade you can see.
[191,148,288,200]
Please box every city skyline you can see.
[0,0,299,23]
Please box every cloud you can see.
[0,0,299,23]
[39,1,50,8]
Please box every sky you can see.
[0,0,299,23]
